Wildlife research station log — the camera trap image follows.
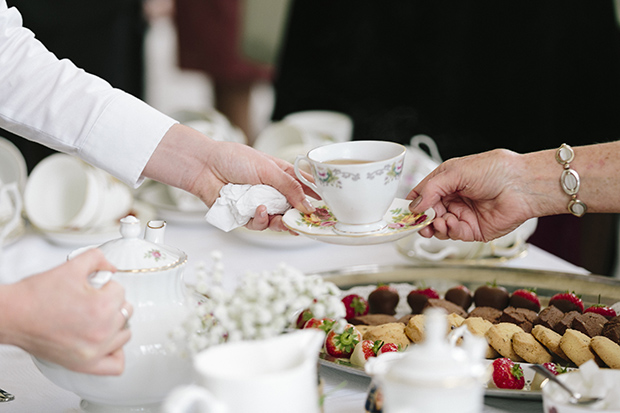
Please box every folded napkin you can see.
[205,184,291,231]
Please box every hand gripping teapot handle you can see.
[163,385,227,413]
[88,271,113,289]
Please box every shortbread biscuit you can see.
[485,323,524,361]
[462,317,493,337]
[512,331,553,364]
[404,314,426,343]
[531,324,569,361]
[559,329,597,366]
[591,336,620,369]
[447,313,465,330]
[363,323,410,350]
[462,317,499,358]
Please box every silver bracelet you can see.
[555,143,587,217]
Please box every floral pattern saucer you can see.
[282,198,435,246]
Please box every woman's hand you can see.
[0,248,132,375]
[407,149,538,242]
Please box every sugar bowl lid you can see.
[97,215,187,272]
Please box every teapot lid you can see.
[97,215,187,272]
[384,308,477,385]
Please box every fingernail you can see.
[302,199,315,213]
[409,196,422,211]
[259,209,267,219]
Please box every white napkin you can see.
[205,184,291,232]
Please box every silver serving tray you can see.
[310,264,620,400]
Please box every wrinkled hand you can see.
[5,248,132,375]
[407,149,536,242]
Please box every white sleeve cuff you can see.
[78,92,178,188]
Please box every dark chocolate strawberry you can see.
[509,288,541,312]
[473,282,509,310]
[444,285,473,310]
[368,284,399,315]
[406,287,439,314]
[549,291,584,313]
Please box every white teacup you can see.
[397,218,538,261]
[163,329,325,413]
[254,121,336,164]
[294,140,406,235]
[283,110,353,143]
[24,154,133,232]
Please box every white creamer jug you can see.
[163,329,325,413]
[367,308,488,413]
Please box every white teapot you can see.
[33,215,192,412]
[366,308,489,413]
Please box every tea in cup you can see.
[294,140,406,235]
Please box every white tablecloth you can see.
[0,221,590,413]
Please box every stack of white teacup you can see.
[23,153,134,240]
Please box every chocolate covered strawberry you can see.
[549,291,584,313]
[407,287,439,314]
[324,323,362,358]
[584,304,617,319]
[342,294,369,321]
[368,284,399,315]
[490,358,525,390]
[444,285,473,310]
[509,288,541,312]
[473,282,509,310]
[350,339,383,366]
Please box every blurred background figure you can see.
[4,0,148,172]
[271,0,620,275]
[173,0,274,144]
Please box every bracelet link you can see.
[556,143,587,217]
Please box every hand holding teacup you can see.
[294,140,406,235]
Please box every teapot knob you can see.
[119,215,141,239]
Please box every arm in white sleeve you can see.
[0,1,177,187]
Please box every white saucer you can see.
[135,181,210,225]
[282,198,435,246]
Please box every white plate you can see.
[0,137,27,192]
[282,198,435,246]
[37,201,156,247]
[136,181,209,225]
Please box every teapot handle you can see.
[88,271,113,289]
[163,385,227,413]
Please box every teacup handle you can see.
[294,155,319,194]
[0,182,22,243]
[489,235,525,258]
[412,237,459,261]
[163,385,227,413]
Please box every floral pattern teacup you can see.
[294,141,406,235]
